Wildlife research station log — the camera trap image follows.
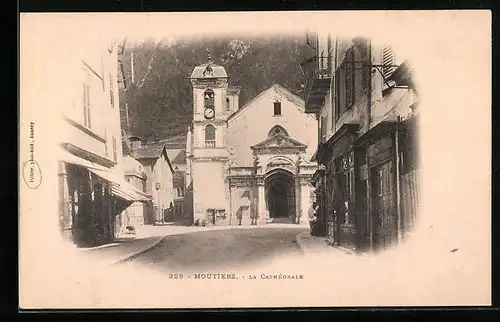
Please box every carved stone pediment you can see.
[264,157,296,174]
[228,166,254,176]
[228,176,252,187]
[298,174,313,185]
[251,134,307,152]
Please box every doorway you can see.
[264,169,295,223]
[371,161,397,250]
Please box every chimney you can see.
[129,136,142,150]
[227,87,241,112]
[145,130,157,144]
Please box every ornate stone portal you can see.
[226,133,315,225]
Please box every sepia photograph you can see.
[19,11,491,309]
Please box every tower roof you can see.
[190,63,228,79]
[227,87,241,95]
[123,156,146,177]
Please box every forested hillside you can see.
[119,34,312,140]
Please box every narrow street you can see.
[121,226,307,273]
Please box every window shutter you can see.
[354,42,364,102]
[345,48,354,109]
[333,68,340,122]
[327,34,332,71]
[321,115,327,139]
[382,46,394,79]
[362,41,370,88]
[336,66,345,118]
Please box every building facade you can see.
[120,156,150,232]
[58,40,149,247]
[187,56,317,226]
[129,138,176,224]
[159,133,192,222]
[301,33,420,252]
[166,148,188,220]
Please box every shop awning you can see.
[88,168,150,203]
[59,147,150,203]
[58,147,109,172]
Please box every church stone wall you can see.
[227,85,318,167]
[192,161,229,222]
[300,183,314,224]
[229,186,253,225]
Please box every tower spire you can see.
[206,48,212,64]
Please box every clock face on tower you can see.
[204,107,215,119]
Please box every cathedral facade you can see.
[186,57,317,226]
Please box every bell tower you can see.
[189,49,230,223]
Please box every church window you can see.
[205,124,216,148]
[204,89,215,108]
[203,65,213,77]
[273,100,282,116]
[268,125,288,138]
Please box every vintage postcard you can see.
[19,11,491,309]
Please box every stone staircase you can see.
[268,217,295,224]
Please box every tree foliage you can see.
[120,35,309,140]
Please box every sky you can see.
[21,11,445,55]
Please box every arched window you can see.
[226,97,230,111]
[205,124,216,148]
[204,89,215,107]
[268,125,288,138]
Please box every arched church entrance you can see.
[264,169,296,223]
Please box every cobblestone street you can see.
[121,226,307,273]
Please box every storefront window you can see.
[63,189,79,230]
[376,169,383,197]
[337,151,355,226]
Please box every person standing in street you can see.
[308,202,317,235]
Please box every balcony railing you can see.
[204,141,216,148]
[302,54,333,113]
[314,55,332,79]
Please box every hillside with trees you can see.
[119,34,313,141]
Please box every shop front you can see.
[310,166,326,237]
[318,123,363,250]
[58,149,150,247]
[59,161,122,247]
[399,115,420,237]
[357,121,399,252]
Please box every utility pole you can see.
[124,102,130,128]
[395,115,403,243]
[130,52,135,84]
